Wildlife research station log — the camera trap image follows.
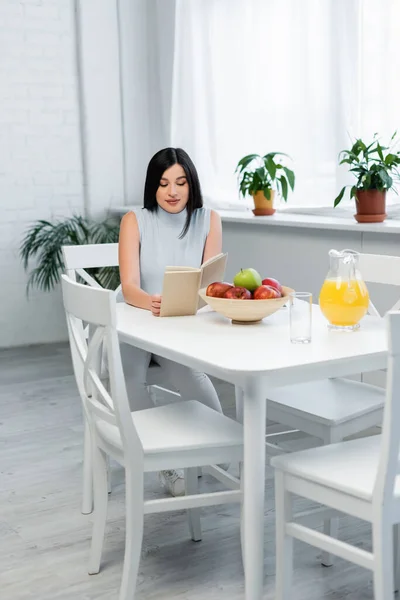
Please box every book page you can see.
[198,252,228,309]
[160,270,202,317]
[165,266,200,273]
[201,252,224,269]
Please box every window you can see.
[167,0,400,208]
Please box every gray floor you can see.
[0,343,375,599]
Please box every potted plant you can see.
[235,152,295,215]
[20,214,121,293]
[334,133,400,223]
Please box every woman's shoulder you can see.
[121,209,138,226]
[121,208,153,241]
[127,207,154,226]
[129,207,149,218]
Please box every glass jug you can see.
[319,249,369,331]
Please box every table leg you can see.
[243,381,266,600]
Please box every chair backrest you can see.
[373,311,400,506]
[62,243,120,290]
[358,253,400,316]
[61,274,143,464]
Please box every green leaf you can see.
[333,186,346,207]
[376,143,384,161]
[263,151,291,160]
[352,139,367,156]
[279,176,288,201]
[385,153,400,167]
[89,265,120,290]
[235,154,260,173]
[264,157,276,181]
[283,167,295,190]
[263,187,271,200]
[378,169,392,189]
[255,166,266,182]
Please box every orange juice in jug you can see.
[319,249,369,330]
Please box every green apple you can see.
[233,268,262,292]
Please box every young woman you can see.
[118,147,223,497]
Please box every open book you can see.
[160,252,228,317]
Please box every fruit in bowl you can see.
[233,268,262,292]
[253,285,280,300]
[224,286,252,299]
[206,281,233,298]
[201,273,293,323]
[261,277,283,295]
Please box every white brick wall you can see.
[0,0,84,348]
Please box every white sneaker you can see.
[159,469,185,497]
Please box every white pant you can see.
[120,343,223,413]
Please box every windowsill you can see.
[109,204,400,234]
[216,208,400,233]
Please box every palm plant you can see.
[20,214,121,294]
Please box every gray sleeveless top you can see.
[132,206,212,295]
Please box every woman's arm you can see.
[118,212,161,315]
[202,209,222,264]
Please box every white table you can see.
[117,303,387,600]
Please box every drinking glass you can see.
[289,292,312,344]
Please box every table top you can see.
[116,303,387,385]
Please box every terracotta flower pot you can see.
[354,190,386,223]
[252,190,275,216]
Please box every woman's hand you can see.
[150,294,162,317]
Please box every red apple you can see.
[253,285,280,300]
[261,277,283,296]
[223,286,252,300]
[206,281,233,298]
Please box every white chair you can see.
[262,252,400,565]
[62,242,178,395]
[271,310,400,600]
[61,274,244,600]
[62,243,181,514]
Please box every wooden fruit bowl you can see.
[198,286,294,324]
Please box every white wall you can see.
[0,0,83,348]
[0,0,130,348]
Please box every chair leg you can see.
[372,516,394,600]
[82,418,94,515]
[275,470,293,600]
[321,429,340,567]
[88,445,109,575]
[393,523,400,593]
[321,518,338,567]
[239,462,245,575]
[185,467,202,542]
[106,455,112,495]
[235,386,244,477]
[235,386,244,424]
[119,468,144,600]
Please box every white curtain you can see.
[167,0,400,208]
